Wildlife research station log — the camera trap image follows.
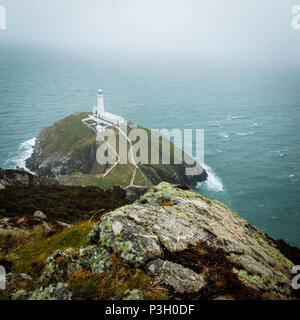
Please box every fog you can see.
[0,0,299,65]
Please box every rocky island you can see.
[26,110,207,191]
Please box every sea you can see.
[1,45,300,247]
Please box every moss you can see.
[232,268,291,297]
[11,289,28,300]
[233,269,262,289]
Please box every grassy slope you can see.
[11,221,94,278]
[37,112,95,161]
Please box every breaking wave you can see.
[197,164,224,192]
[5,138,36,172]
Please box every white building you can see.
[93,89,125,125]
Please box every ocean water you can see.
[1,45,300,247]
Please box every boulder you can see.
[147,259,206,294]
[33,211,47,220]
[57,221,73,229]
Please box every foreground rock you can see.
[147,260,206,294]
[86,182,296,299]
[5,183,299,300]
[33,211,47,220]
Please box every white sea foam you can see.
[227,115,250,121]
[252,122,263,127]
[235,131,254,136]
[218,132,230,139]
[279,153,287,158]
[6,138,36,172]
[197,164,224,192]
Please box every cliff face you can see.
[26,113,207,188]
[26,113,97,178]
[6,183,298,301]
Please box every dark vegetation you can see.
[0,185,131,223]
[163,242,263,300]
[272,238,300,266]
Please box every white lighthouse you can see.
[97,89,105,114]
[92,89,126,125]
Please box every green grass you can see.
[100,164,133,188]
[39,113,95,160]
[11,221,94,278]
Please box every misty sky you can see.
[0,0,300,64]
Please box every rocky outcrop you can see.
[0,169,58,189]
[83,182,295,299]
[10,182,297,301]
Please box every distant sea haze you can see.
[0,46,300,247]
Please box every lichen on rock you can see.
[123,289,144,300]
[97,216,163,266]
[147,259,206,294]
[29,283,72,300]
[39,249,80,287]
[78,245,112,273]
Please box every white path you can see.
[83,117,148,188]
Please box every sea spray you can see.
[5,138,36,173]
[196,164,224,192]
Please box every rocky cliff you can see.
[5,183,299,300]
[0,168,57,189]
[26,113,207,189]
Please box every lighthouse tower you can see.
[91,89,125,125]
[97,89,105,114]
